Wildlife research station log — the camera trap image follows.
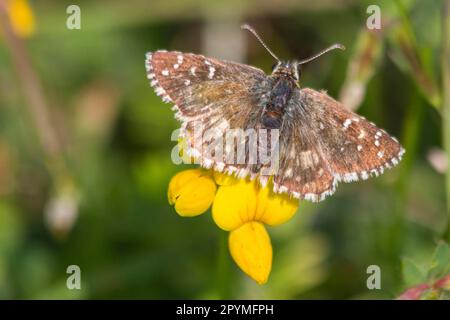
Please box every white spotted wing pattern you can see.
[145,50,404,202]
[273,88,404,201]
[146,50,273,178]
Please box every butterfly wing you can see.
[146,51,271,175]
[273,88,404,202]
[146,52,404,202]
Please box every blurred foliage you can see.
[399,242,450,299]
[0,0,449,299]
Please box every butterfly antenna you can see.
[241,24,280,62]
[297,43,345,65]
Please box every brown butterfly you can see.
[145,24,404,202]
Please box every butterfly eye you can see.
[271,62,279,72]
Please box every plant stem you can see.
[393,0,441,109]
[390,91,423,271]
[216,230,231,299]
[442,0,450,241]
[0,2,62,160]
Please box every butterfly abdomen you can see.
[262,76,295,129]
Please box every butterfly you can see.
[145,24,404,202]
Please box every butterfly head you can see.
[241,24,345,82]
[271,61,300,81]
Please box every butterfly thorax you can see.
[262,67,298,129]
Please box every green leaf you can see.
[402,257,427,288]
[427,242,450,281]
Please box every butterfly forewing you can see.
[146,51,266,107]
[299,88,404,181]
[146,51,271,175]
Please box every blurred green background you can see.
[0,0,449,299]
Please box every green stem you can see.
[442,0,450,241]
[396,93,424,199]
[393,0,419,48]
[389,91,424,267]
[216,230,231,299]
[393,0,441,109]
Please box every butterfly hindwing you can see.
[272,113,336,201]
[271,89,337,201]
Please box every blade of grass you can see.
[0,2,61,159]
[442,0,450,240]
[339,28,384,111]
[391,0,441,109]
[389,91,424,278]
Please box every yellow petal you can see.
[212,177,299,230]
[256,184,299,226]
[229,221,272,284]
[167,169,216,217]
[212,179,257,231]
[8,0,35,38]
[213,171,238,186]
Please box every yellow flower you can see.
[167,169,299,284]
[5,0,35,38]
